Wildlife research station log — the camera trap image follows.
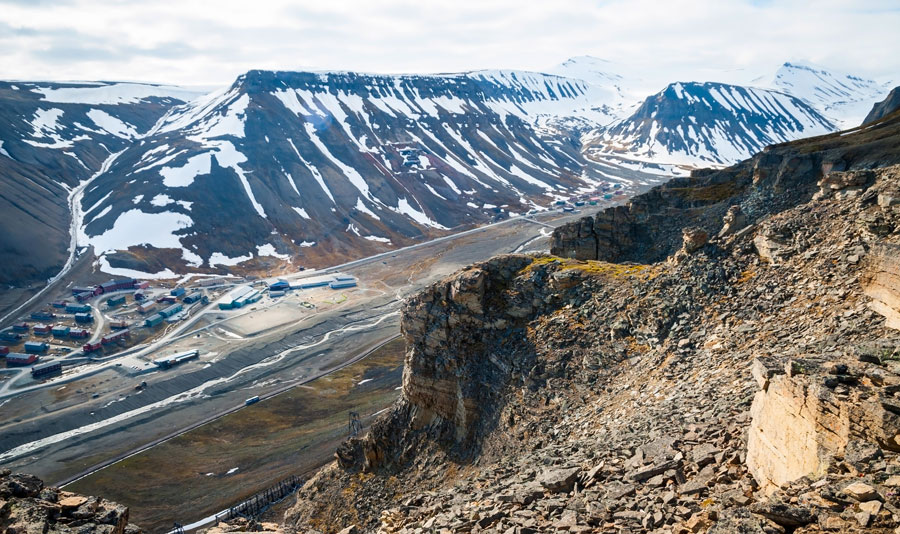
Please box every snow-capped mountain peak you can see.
[772,61,893,128]
[584,81,835,172]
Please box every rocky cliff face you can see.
[278,162,900,534]
[0,469,140,533]
[552,110,900,264]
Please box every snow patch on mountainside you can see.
[87,109,138,138]
[256,243,290,260]
[88,209,193,254]
[159,152,212,187]
[209,251,252,268]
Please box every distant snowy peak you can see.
[773,61,893,128]
[586,81,835,171]
[551,56,625,88]
[27,81,207,106]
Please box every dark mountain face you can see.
[1,63,889,287]
[0,82,195,284]
[78,70,658,277]
[585,82,835,171]
[864,86,900,125]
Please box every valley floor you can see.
[0,204,609,530]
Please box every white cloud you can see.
[0,0,897,86]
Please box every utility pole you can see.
[348,411,362,438]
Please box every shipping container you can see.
[159,303,183,318]
[106,295,126,307]
[68,328,90,339]
[32,361,62,378]
[51,325,71,337]
[66,303,91,313]
[329,280,357,289]
[12,322,29,332]
[24,341,49,353]
[31,311,55,320]
[51,300,68,308]
[170,287,186,297]
[144,314,165,327]
[5,353,37,366]
[82,342,103,353]
[32,324,52,335]
[74,313,94,323]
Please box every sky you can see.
[0,0,898,88]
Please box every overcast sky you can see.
[0,0,897,88]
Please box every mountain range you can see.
[0,57,893,285]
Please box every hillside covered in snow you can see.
[0,58,892,284]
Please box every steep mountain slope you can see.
[79,69,663,277]
[864,86,900,125]
[0,81,200,284]
[583,81,835,174]
[279,97,900,534]
[773,61,893,128]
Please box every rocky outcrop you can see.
[400,255,535,441]
[813,169,875,200]
[0,469,140,534]
[718,205,747,238]
[863,243,900,329]
[747,357,900,494]
[551,110,900,263]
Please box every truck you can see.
[245,396,260,406]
